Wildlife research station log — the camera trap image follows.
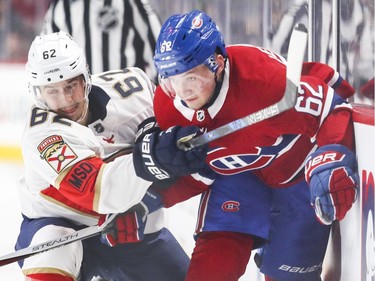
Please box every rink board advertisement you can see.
[340,105,375,281]
[0,64,31,161]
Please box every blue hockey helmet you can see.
[154,10,227,78]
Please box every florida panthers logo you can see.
[38,135,77,173]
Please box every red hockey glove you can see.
[99,209,146,246]
[305,144,358,225]
[99,190,163,246]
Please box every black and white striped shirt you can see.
[41,0,161,82]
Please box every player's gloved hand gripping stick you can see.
[99,190,163,246]
[305,144,358,225]
[178,23,308,150]
[0,23,308,268]
[0,190,163,266]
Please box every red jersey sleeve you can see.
[302,62,355,99]
[269,75,353,140]
[150,176,209,208]
[316,107,355,149]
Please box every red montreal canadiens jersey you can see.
[154,45,354,188]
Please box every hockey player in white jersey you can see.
[15,31,207,281]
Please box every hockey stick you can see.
[0,148,138,266]
[179,23,308,150]
[0,214,117,267]
[0,24,307,269]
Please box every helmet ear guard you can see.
[154,10,227,80]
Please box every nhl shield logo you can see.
[196,110,205,122]
[96,6,119,32]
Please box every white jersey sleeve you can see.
[19,67,158,228]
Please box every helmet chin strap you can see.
[76,83,91,125]
[204,58,226,108]
[76,97,90,125]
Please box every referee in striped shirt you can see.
[41,0,162,82]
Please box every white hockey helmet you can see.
[26,31,91,110]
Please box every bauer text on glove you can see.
[305,144,358,225]
[133,123,209,181]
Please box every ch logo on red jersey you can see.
[210,147,275,175]
[38,135,77,173]
[222,201,240,212]
[209,135,299,175]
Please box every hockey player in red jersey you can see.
[133,10,359,281]
[15,31,207,281]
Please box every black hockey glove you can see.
[133,118,209,182]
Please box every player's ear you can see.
[215,54,225,73]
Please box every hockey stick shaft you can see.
[181,23,308,150]
[0,214,117,267]
[0,24,308,268]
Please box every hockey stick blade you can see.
[0,214,117,267]
[180,23,308,150]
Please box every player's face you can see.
[40,76,86,122]
[162,65,216,110]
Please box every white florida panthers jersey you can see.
[18,67,164,233]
